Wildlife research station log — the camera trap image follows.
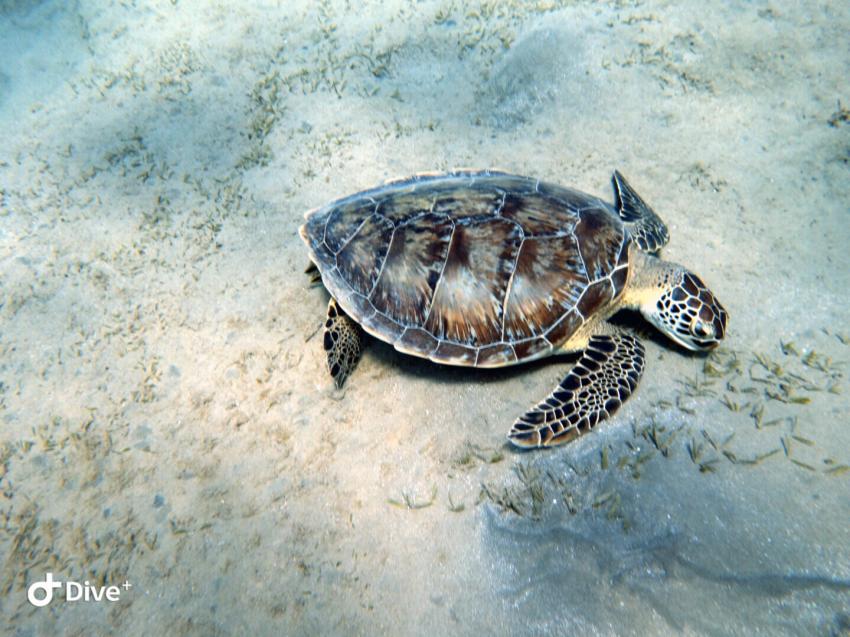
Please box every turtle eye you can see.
[692,319,713,338]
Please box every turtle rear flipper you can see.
[305,261,323,286]
[324,298,363,388]
[508,334,645,448]
[612,171,669,253]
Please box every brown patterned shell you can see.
[300,170,631,368]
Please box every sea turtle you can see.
[300,170,728,448]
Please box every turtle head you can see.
[632,256,728,351]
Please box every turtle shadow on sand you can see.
[362,309,705,386]
[364,332,578,386]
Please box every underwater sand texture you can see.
[1,0,849,635]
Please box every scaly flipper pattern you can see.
[323,298,363,388]
[508,334,645,448]
[612,171,669,253]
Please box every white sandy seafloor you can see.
[1,0,849,635]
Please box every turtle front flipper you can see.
[612,171,669,253]
[508,334,645,449]
[323,298,363,388]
